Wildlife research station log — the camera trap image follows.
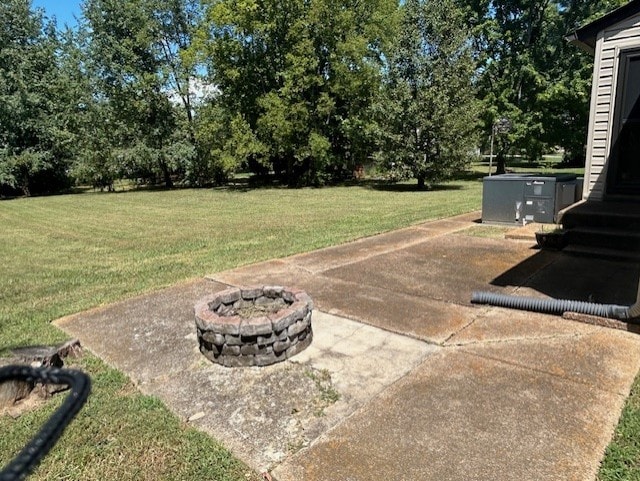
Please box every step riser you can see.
[566,231,640,251]
[562,214,640,231]
[563,245,640,262]
[559,202,640,259]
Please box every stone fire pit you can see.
[195,286,313,367]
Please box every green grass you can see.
[0,180,482,480]
[599,380,640,481]
[460,225,513,239]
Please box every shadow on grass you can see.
[217,176,290,192]
[356,180,467,192]
[451,170,488,182]
[214,176,471,193]
[2,170,486,200]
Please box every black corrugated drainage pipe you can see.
[471,291,640,321]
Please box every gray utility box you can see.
[482,173,577,224]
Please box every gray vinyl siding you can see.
[585,13,640,200]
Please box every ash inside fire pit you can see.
[233,298,287,318]
[195,286,313,367]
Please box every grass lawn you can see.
[1,179,482,480]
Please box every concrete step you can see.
[561,201,640,230]
[565,227,640,252]
[563,244,640,262]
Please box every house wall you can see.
[585,12,640,200]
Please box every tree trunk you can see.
[163,169,173,189]
[160,159,173,189]
[286,157,294,187]
[417,176,426,190]
[496,153,506,175]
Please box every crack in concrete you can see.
[443,332,585,348]
[441,306,489,345]
[458,345,630,397]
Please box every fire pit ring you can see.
[195,286,313,367]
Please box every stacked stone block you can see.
[195,286,313,367]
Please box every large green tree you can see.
[375,0,479,189]
[198,0,398,186]
[540,0,629,164]
[466,0,561,172]
[82,0,202,188]
[466,0,629,172]
[0,0,74,196]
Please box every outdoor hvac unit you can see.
[482,173,577,224]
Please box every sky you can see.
[31,0,82,28]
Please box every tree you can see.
[198,0,398,186]
[0,0,74,196]
[540,0,629,164]
[465,0,629,172]
[152,0,203,147]
[374,0,479,189]
[465,0,558,172]
[83,0,203,188]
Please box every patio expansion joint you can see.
[286,240,434,274]
[283,222,479,274]
[281,259,317,275]
[307,268,479,312]
[457,340,629,397]
[288,273,487,348]
[317,305,443,348]
[414,223,477,235]
[279,346,441,463]
[443,331,585,348]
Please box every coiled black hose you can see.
[0,366,91,481]
[471,291,632,320]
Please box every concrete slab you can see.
[55,279,230,384]
[517,254,639,305]
[295,276,478,344]
[53,213,640,481]
[272,349,629,481]
[446,306,603,346]
[323,235,549,304]
[412,218,480,235]
[290,312,438,404]
[290,227,438,274]
[215,263,478,344]
[460,329,640,396]
[56,285,435,473]
[211,259,315,288]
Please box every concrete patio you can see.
[56,212,640,480]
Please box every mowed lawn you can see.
[0,180,482,480]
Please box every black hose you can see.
[471,291,632,320]
[0,366,91,481]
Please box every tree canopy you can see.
[375,0,479,188]
[0,0,628,194]
[0,0,74,196]
[198,0,398,185]
[463,0,629,172]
